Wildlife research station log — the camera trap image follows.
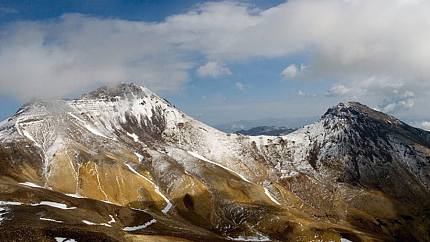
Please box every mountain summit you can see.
[0,83,429,241]
[81,83,158,101]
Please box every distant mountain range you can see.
[0,83,429,241]
[215,116,318,133]
[235,126,296,136]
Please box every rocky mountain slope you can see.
[0,83,429,242]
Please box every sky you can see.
[1,0,430,130]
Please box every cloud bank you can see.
[1,0,430,114]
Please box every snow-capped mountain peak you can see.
[81,83,157,100]
[322,101,401,125]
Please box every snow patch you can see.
[187,151,251,183]
[68,112,110,139]
[124,163,172,214]
[108,215,116,224]
[55,237,77,242]
[127,132,140,142]
[82,219,112,227]
[0,201,23,206]
[227,234,271,241]
[0,207,10,224]
[154,186,172,214]
[249,135,275,147]
[0,200,76,210]
[83,215,115,227]
[19,182,43,188]
[134,152,144,162]
[65,193,84,198]
[40,217,63,223]
[125,163,150,182]
[34,201,76,210]
[263,187,281,205]
[123,219,156,232]
[100,200,121,206]
[341,238,353,242]
[22,129,39,146]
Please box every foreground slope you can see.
[0,84,429,241]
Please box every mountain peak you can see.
[319,101,430,146]
[323,101,369,116]
[80,82,154,100]
[322,101,400,124]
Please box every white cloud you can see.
[281,64,307,79]
[197,61,231,78]
[326,77,417,113]
[421,121,430,131]
[381,98,415,113]
[235,82,246,91]
[0,14,193,99]
[379,90,415,113]
[297,90,316,97]
[326,84,351,96]
[281,65,298,79]
[1,0,430,115]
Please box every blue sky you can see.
[1,0,430,130]
[0,0,284,22]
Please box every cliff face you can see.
[0,84,429,242]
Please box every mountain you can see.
[215,117,317,133]
[235,126,296,136]
[0,83,429,242]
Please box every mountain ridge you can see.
[0,83,429,241]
